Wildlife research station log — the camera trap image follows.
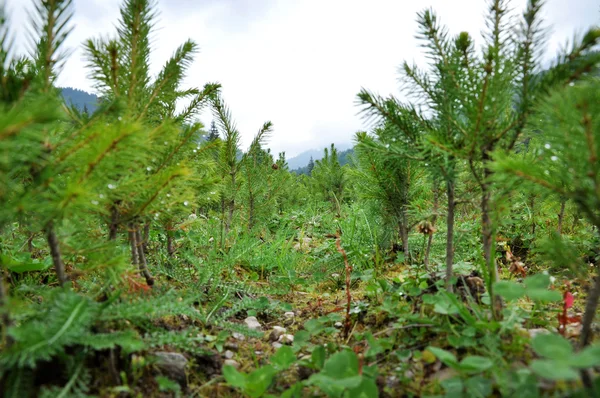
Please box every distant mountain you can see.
[61,87,99,113]
[287,143,352,170]
[291,146,354,175]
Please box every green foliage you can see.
[310,144,347,214]
[530,333,600,381]
[1,0,600,396]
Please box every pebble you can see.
[244,316,262,331]
[272,342,283,349]
[528,328,551,339]
[334,322,343,328]
[284,311,295,319]
[224,342,239,352]
[269,326,287,342]
[223,359,240,369]
[232,332,246,341]
[223,350,235,359]
[279,334,294,345]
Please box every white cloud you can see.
[6,0,599,157]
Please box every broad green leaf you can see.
[304,319,325,335]
[465,375,493,398]
[271,346,295,370]
[246,366,277,398]
[280,383,303,398]
[493,281,525,301]
[311,345,326,369]
[530,360,579,381]
[569,344,600,368]
[440,377,464,395]
[526,288,562,302]
[426,347,458,367]
[309,374,363,397]
[293,330,310,351]
[531,333,573,360]
[459,356,494,373]
[524,274,550,290]
[2,255,52,273]
[347,377,379,398]
[433,300,459,315]
[323,350,359,378]
[222,365,246,388]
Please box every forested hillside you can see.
[61,87,98,113]
[1,1,599,397]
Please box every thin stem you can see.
[46,220,67,287]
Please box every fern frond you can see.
[1,290,97,368]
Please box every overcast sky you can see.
[6,0,599,157]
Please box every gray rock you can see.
[153,352,188,389]
[224,359,240,369]
[284,311,295,319]
[278,334,294,345]
[244,316,262,331]
[224,342,239,351]
[528,328,551,339]
[232,332,246,341]
[334,321,343,328]
[223,350,235,359]
[269,326,287,342]
[272,342,283,349]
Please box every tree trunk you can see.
[135,228,154,286]
[27,233,34,253]
[399,221,409,263]
[143,223,150,254]
[248,189,255,231]
[129,223,139,265]
[226,173,236,235]
[557,199,566,236]
[108,204,119,241]
[446,180,456,292]
[166,228,175,258]
[578,273,600,390]
[481,176,501,319]
[424,183,439,272]
[0,267,14,346]
[46,221,67,287]
[220,195,226,248]
[530,195,536,235]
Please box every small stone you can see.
[387,375,401,389]
[284,311,295,319]
[223,350,235,359]
[255,351,263,355]
[269,326,287,342]
[224,359,240,369]
[208,237,214,243]
[528,328,551,339]
[272,342,283,349]
[244,316,262,331]
[224,342,239,352]
[153,352,188,389]
[334,322,343,328]
[232,332,246,341]
[278,334,294,345]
